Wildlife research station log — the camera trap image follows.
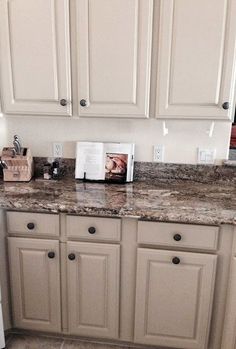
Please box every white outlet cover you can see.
[53,142,63,158]
[197,148,216,164]
[153,145,165,162]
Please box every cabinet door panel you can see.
[0,305,4,349]
[156,0,236,119]
[77,0,153,118]
[221,257,236,349]
[8,238,61,332]
[0,0,71,115]
[67,242,120,339]
[134,249,217,349]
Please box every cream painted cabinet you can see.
[134,248,217,349]
[155,0,236,120]
[67,241,120,339]
[221,257,236,349]
[76,0,153,118]
[0,0,71,116]
[8,237,61,332]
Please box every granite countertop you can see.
[0,178,236,226]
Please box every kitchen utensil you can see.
[0,161,7,169]
[13,140,21,155]
[14,135,22,150]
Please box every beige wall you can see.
[3,116,231,164]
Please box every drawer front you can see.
[67,216,121,242]
[138,221,219,251]
[7,211,59,237]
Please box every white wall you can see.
[4,116,231,164]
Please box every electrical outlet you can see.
[153,145,164,162]
[197,148,216,164]
[53,142,63,158]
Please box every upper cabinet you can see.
[155,0,236,120]
[0,0,71,116]
[76,0,153,118]
[1,0,236,120]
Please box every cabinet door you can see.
[8,237,61,332]
[67,242,120,339]
[0,0,71,116]
[76,0,153,118]
[221,257,236,349]
[134,248,217,349]
[156,0,236,120]
[0,305,4,349]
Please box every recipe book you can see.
[75,142,135,182]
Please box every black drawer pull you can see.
[222,102,229,110]
[60,99,67,106]
[88,226,96,234]
[68,253,76,261]
[27,222,35,230]
[172,257,180,265]
[48,251,55,259]
[173,234,182,241]
[80,99,87,107]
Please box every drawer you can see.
[138,221,219,251]
[67,215,121,242]
[7,211,59,237]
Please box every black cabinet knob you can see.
[80,99,87,107]
[88,226,96,234]
[222,102,230,110]
[173,234,182,241]
[48,251,55,259]
[60,99,67,106]
[172,257,180,265]
[27,222,35,230]
[68,253,76,261]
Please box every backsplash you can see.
[33,157,75,179]
[33,157,236,184]
[229,149,236,161]
[133,161,236,183]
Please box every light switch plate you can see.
[197,148,216,164]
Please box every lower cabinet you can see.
[221,257,236,349]
[134,248,217,349]
[8,237,61,332]
[6,214,223,349]
[67,241,120,339]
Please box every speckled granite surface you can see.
[0,178,236,226]
[133,162,236,183]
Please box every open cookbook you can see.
[75,142,135,183]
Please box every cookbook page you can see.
[104,143,134,182]
[75,142,105,180]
